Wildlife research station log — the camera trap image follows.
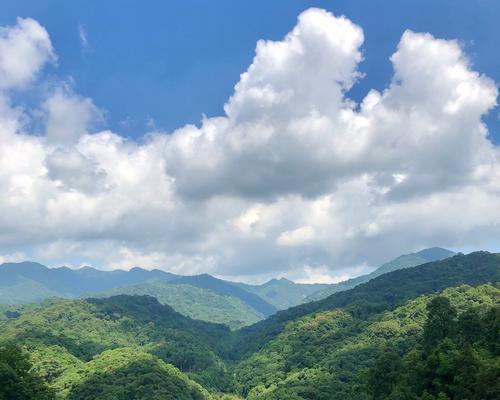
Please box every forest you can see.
[0,252,499,399]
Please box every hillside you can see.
[235,283,499,398]
[235,278,330,310]
[0,295,234,393]
[0,251,498,399]
[170,274,277,317]
[235,251,499,357]
[306,247,455,301]
[94,281,264,330]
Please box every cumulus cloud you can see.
[43,87,102,144]
[0,9,498,282]
[0,17,55,89]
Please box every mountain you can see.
[306,247,455,301]
[0,261,178,304]
[234,283,500,399]
[1,251,498,399]
[93,281,264,330]
[235,277,330,310]
[0,295,234,394]
[234,251,499,357]
[170,274,278,317]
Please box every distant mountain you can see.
[306,247,455,301]
[94,281,264,330]
[170,274,278,317]
[0,261,178,304]
[235,251,497,358]
[235,278,330,310]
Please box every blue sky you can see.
[0,1,499,280]
[1,0,498,142]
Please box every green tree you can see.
[0,344,55,400]
[367,348,404,400]
[422,297,457,351]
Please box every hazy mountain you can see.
[235,277,330,310]
[0,262,178,304]
[306,247,455,301]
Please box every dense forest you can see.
[0,251,498,399]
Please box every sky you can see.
[0,1,499,283]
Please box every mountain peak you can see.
[416,247,455,262]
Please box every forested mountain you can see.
[169,274,277,317]
[306,247,455,301]
[235,284,499,399]
[0,262,178,304]
[94,281,264,330]
[235,251,497,357]
[234,278,330,310]
[0,251,498,399]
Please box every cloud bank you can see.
[0,9,498,282]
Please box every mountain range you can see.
[0,247,455,330]
[1,250,498,399]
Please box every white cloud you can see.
[43,86,102,144]
[0,9,498,282]
[0,17,55,89]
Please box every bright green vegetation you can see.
[0,344,56,399]
[169,274,277,317]
[236,278,330,310]
[235,251,499,358]
[0,251,498,399]
[0,295,234,396]
[234,284,499,399]
[306,247,455,301]
[94,281,263,330]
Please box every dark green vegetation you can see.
[307,247,455,301]
[235,251,496,357]
[0,344,56,400]
[365,296,499,400]
[0,251,498,399]
[94,281,263,330]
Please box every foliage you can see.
[236,251,500,357]
[0,344,56,400]
[365,297,500,399]
[233,284,499,399]
[95,282,263,330]
[0,295,234,393]
[0,251,498,399]
[66,348,213,400]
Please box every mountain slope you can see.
[0,295,234,393]
[235,251,499,358]
[306,247,455,301]
[0,262,178,303]
[170,274,277,317]
[235,278,330,310]
[0,251,498,399]
[235,283,499,398]
[94,281,264,329]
